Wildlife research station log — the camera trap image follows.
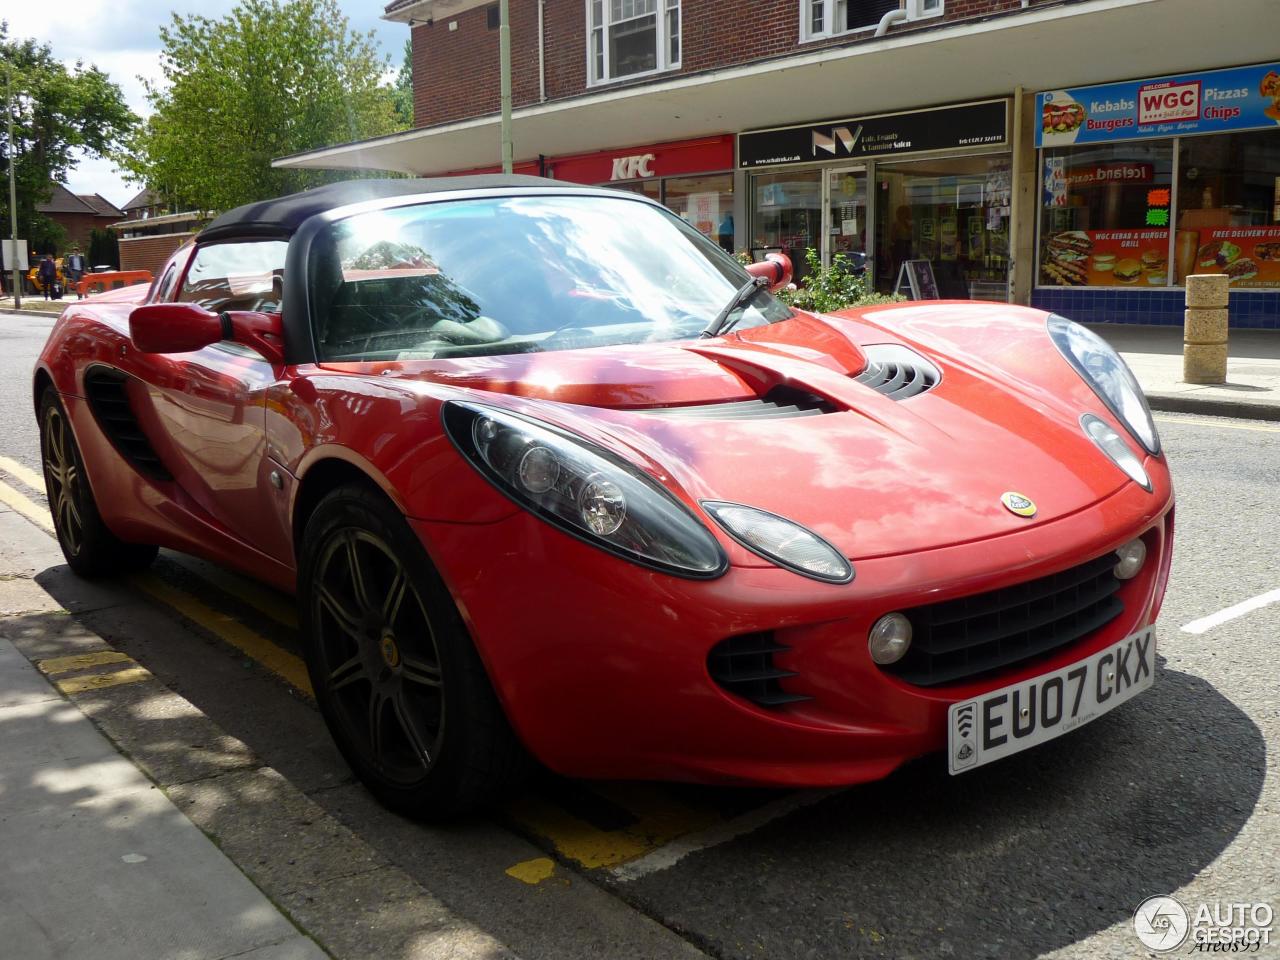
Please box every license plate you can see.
[948,627,1155,775]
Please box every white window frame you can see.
[799,0,943,43]
[586,0,681,86]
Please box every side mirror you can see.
[745,253,793,293]
[129,302,285,365]
[129,302,224,354]
[224,310,285,366]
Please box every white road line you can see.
[610,787,841,883]
[1182,588,1280,635]
[0,455,46,495]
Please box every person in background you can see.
[37,254,58,300]
[65,247,86,298]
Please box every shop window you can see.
[750,170,823,282]
[588,0,680,84]
[1039,142,1173,288]
[801,0,943,41]
[665,174,734,251]
[874,155,1011,299]
[1175,130,1280,290]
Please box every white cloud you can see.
[9,0,407,202]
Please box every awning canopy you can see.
[275,0,1275,177]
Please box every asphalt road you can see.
[1,309,1276,959]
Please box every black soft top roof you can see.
[198,175,561,244]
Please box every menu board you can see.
[1190,227,1280,289]
[1040,229,1170,287]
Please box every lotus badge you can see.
[1001,492,1037,518]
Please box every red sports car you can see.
[33,177,1173,817]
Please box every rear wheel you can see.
[39,387,158,577]
[298,483,529,818]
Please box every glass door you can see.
[823,166,868,272]
[750,169,824,282]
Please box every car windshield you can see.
[308,194,791,361]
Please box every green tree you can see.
[391,39,414,128]
[0,23,137,253]
[124,0,408,213]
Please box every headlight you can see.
[442,401,727,579]
[1047,314,1159,455]
[701,501,853,584]
[1081,414,1151,491]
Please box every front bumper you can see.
[412,472,1174,786]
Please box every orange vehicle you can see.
[76,270,153,298]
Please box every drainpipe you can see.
[538,0,546,103]
[499,0,513,174]
[874,7,908,37]
[1009,84,1024,304]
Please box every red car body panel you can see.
[35,235,1173,787]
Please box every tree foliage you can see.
[391,39,414,128]
[124,0,407,213]
[0,23,137,252]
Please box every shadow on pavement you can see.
[620,661,1266,960]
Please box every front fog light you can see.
[869,612,912,665]
[1114,538,1147,580]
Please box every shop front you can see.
[1033,62,1280,327]
[451,134,737,250]
[737,100,1012,297]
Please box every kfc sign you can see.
[1138,80,1201,125]
[610,153,656,180]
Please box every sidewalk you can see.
[0,637,328,960]
[1088,323,1280,422]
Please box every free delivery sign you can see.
[1037,62,1280,147]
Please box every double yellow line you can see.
[0,452,767,876]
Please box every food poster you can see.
[1038,62,1280,147]
[1191,227,1280,288]
[688,192,719,237]
[1040,228,1170,286]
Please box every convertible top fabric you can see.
[198,175,559,243]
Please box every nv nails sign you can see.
[738,100,1008,168]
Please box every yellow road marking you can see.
[503,784,725,871]
[56,665,153,694]
[168,554,298,630]
[504,857,557,885]
[0,478,54,533]
[38,650,133,676]
[131,573,313,697]
[1154,415,1280,434]
[0,455,46,494]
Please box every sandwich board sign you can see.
[895,259,939,300]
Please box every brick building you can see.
[114,188,208,276]
[34,184,124,254]
[277,0,1279,327]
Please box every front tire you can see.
[39,387,158,577]
[298,483,529,818]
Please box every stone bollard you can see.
[1183,274,1229,384]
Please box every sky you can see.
[5,0,407,208]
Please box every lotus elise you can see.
[33,177,1173,816]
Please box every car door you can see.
[137,239,293,562]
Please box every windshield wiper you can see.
[699,276,768,339]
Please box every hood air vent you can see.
[853,344,941,401]
[635,385,836,421]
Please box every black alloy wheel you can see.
[299,484,529,818]
[311,528,446,784]
[38,387,158,577]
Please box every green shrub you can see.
[774,247,904,312]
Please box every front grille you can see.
[853,344,940,400]
[883,552,1125,687]
[708,632,811,708]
